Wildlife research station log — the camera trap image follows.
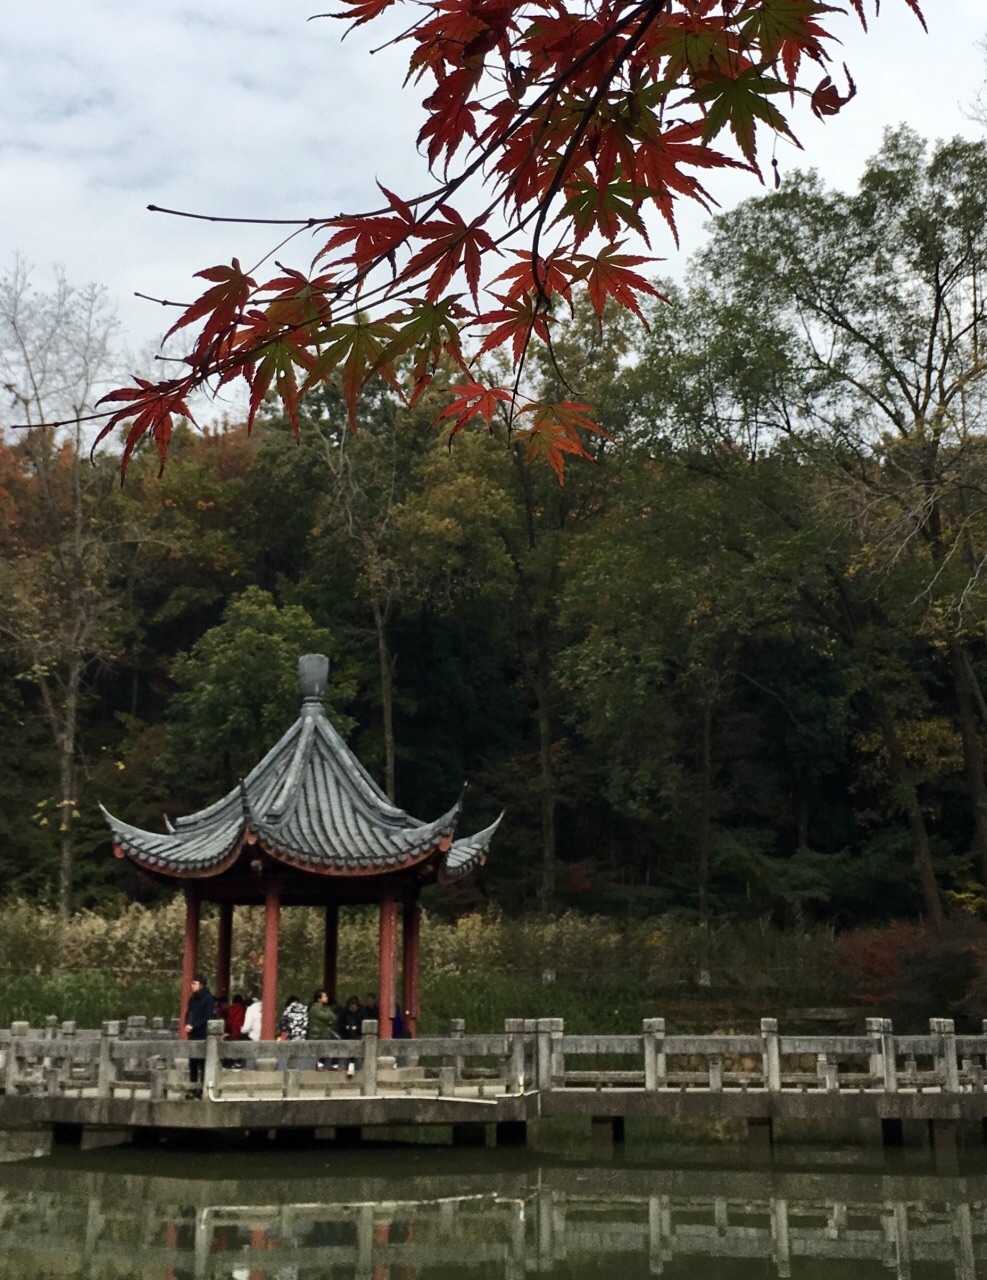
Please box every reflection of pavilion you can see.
[102,655,500,1040]
[2,1165,987,1279]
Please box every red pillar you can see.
[323,903,339,1001]
[378,898,398,1039]
[215,902,233,1000]
[179,887,200,1041]
[261,885,280,1042]
[402,899,421,1038]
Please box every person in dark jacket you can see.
[184,974,215,1085]
[337,995,364,1040]
[337,994,364,1075]
[308,989,340,1070]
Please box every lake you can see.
[2,1130,987,1278]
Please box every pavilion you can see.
[101,654,499,1040]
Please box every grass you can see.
[0,899,852,1030]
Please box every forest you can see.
[3,129,987,956]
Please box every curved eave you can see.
[251,797,463,877]
[101,803,246,879]
[254,838,448,879]
[438,813,503,883]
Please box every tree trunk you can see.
[698,701,712,927]
[872,695,944,929]
[39,665,80,916]
[535,622,557,917]
[371,594,396,803]
[949,637,987,888]
[537,686,556,917]
[57,738,76,916]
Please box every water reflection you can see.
[2,1155,987,1278]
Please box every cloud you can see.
[1,0,984,412]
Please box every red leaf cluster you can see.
[90,0,923,483]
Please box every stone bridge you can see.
[2,1015,987,1157]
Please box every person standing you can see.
[279,994,309,1041]
[240,994,262,1069]
[337,995,364,1076]
[224,993,247,1042]
[184,974,215,1086]
[308,989,339,1070]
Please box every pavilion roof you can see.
[101,655,499,884]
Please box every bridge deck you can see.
[3,1014,987,1142]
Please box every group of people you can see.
[183,976,400,1083]
[272,990,397,1050]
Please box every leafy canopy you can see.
[78,0,924,481]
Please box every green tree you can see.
[161,586,354,797]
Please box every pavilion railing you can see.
[1,1016,985,1102]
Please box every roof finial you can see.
[299,653,329,702]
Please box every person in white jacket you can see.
[242,997,262,1042]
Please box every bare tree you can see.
[0,258,130,911]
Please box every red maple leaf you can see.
[164,259,255,354]
[402,205,499,303]
[435,380,513,437]
[515,399,607,483]
[332,0,397,32]
[811,64,857,118]
[477,292,554,362]
[318,184,417,269]
[573,244,665,327]
[95,377,198,478]
[492,251,579,307]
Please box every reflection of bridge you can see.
[6,1015,987,1156]
[2,1165,987,1278]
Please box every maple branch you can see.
[147,205,326,227]
[133,292,188,309]
[507,1,668,419]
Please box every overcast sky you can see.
[2,0,985,407]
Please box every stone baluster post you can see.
[97,1021,120,1098]
[43,1015,58,1040]
[203,1019,224,1097]
[505,1019,525,1094]
[761,1018,781,1093]
[449,1018,465,1083]
[149,1054,167,1101]
[881,1019,897,1093]
[643,1019,666,1092]
[931,1018,959,1093]
[361,1019,379,1097]
[550,1021,565,1085]
[5,1023,28,1094]
[523,1019,537,1086]
[866,1016,898,1092]
[536,1019,563,1094]
[866,1017,884,1085]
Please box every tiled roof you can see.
[102,657,498,882]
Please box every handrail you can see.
[2,1015,985,1103]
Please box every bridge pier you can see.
[590,1115,624,1157]
[747,1117,773,1149]
[931,1119,960,1173]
